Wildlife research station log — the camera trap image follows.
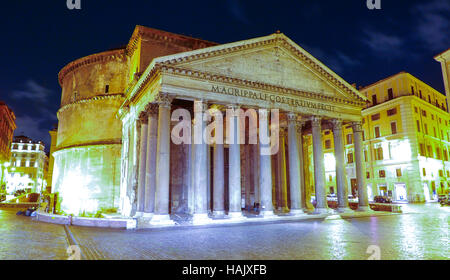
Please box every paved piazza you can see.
[0,204,448,260]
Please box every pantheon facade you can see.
[53,26,369,224]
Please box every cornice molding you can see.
[125,26,217,57]
[58,49,126,86]
[57,93,124,118]
[160,65,366,107]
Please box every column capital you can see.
[138,111,148,124]
[310,116,322,127]
[155,93,172,108]
[286,112,298,123]
[331,119,343,131]
[145,103,159,115]
[351,121,363,132]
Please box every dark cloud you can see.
[412,0,450,52]
[362,31,404,56]
[8,80,57,149]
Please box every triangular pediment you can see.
[152,33,367,103]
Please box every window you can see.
[414,107,418,113]
[419,90,422,98]
[428,95,431,103]
[433,127,437,138]
[431,114,434,120]
[439,170,444,177]
[387,108,397,116]
[371,113,380,121]
[387,88,394,100]
[364,150,368,162]
[424,124,428,135]
[436,148,441,160]
[379,170,386,178]
[391,122,397,135]
[423,168,426,176]
[346,134,353,145]
[372,94,377,105]
[347,152,354,163]
[105,85,109,93]
[374,126,381,138]
[367,172,371,179]
[419,143,425,156]
[396,168,402,177]
[416,120,421,132]
[72,91,78,102]
[411,86,415,95]
[422,110,427,117]
[444,150,449,161]
[427,145,433,157]
[375,147,384,160]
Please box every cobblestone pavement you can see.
[69,204,449,260]
[0,209,69,260]
[0,204,448,260]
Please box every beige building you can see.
[355,72,449,202]
[7,136,48,194]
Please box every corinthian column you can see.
[352,121,370,211]
[287,113,304,215]
[259,109,275,217]
[297,120,307,211]
[144,104,158,217]
[136,113,148,216]
[227,104,245,219]
[150,94,174,225]
[311,116,329,214]
[192,100,212,224]
[331,119,352,212]
[213,136,225,217]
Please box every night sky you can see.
[0,0,449,150]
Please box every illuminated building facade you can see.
[54,26,371,222]
[7,136,48,194]
[0,101,16,191]
[355,72,449,202]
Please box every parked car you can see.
[438,195,447,203]
[374,195,392,203]
[0,193,6,202]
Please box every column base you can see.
[313,207,331,215]
[134,211,144,217]
[192,213,213,225]
[149,214,175,226]
[142,212,154,218]
[227,211,246,220]
[288,209,306,216]
[259,210,276,217]
[356,206,372,212]
[336,207,354,213]
[212,210,226,218]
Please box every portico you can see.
[118,32,369,225]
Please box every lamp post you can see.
[1,162,10,193]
